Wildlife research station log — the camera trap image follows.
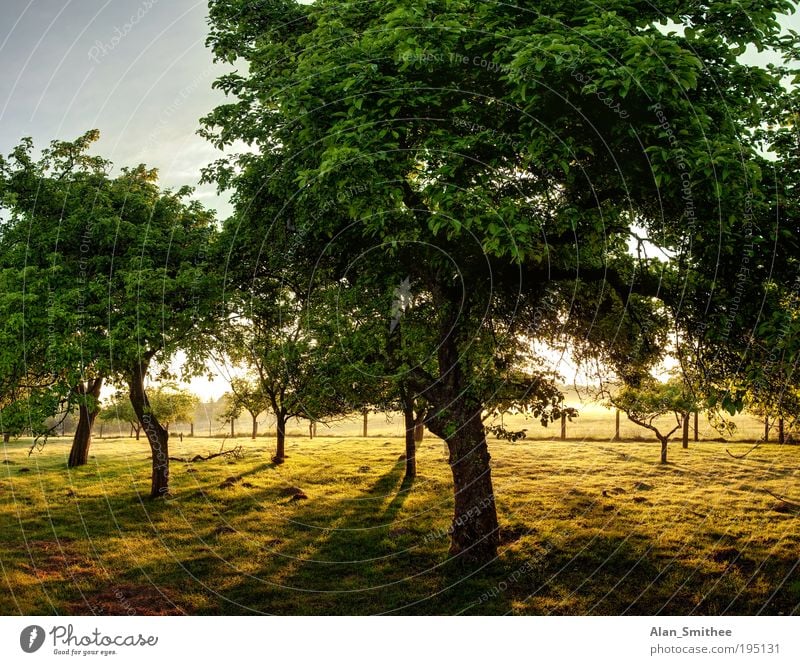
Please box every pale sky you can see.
[1,1,797,400]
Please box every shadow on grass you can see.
[7,455,800,616]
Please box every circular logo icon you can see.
[20,625,45,653]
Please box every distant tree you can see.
[147,386,200,433]
[612,378,695,463]
[99,392,141,440]
[223,377,268,439]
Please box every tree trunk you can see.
[660,437,668,464]
[560,412,567,440]
[614,409,621,441]
[682,412,689,449]
[230,418,235,438]
[693,411,699,441]
[252,414,258,440]
[274,414,287,464]
[2,432,9,443]
[68,377,103,468]
[190,422,194,437]
[779,417,785,445]
[129,360,170,499]
[134,424,141,441]
[403,400,416,479]
[362,408,368,437]
[414,418,425,443]
[764,417,769,442]
[308,421,314,439]
[428,405,499,564]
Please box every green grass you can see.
[1,431,799,615]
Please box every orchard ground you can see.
[1,409,799,615]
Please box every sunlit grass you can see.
[1,428,798,615]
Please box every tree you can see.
[147,385,200,434]
[0,132,219,497]
[223,377,269,439]
[99,392,142,440]
[611,378,695,464]
[202,0,792,563]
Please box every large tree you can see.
[202,0,793,563]
[0,132,219,496]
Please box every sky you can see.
[1,1,798,400]
[0,0,231,215]
[0,0,235,399]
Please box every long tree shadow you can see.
[12,453,800,616]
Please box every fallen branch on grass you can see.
[726,441,763,459]
[170,446,244,463]
[765,489,800,508]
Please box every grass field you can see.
[2,430,799,615]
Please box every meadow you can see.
[2,411,799,616]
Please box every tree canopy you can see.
[200,0,796,563]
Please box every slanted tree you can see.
[203,0,793,563]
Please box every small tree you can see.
[99,392,142,440]
[147,386,199,433]
[223,377,269,440]
[612,378,695,464]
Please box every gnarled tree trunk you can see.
[68,377,104,468]
[129,359,170,499]
[660,436,669,464]
[428,404,499,564]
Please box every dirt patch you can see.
[278,486,304,497]
[213,525,237,536]
[66,583,186,616]
[18,539,98,582]
[634,482,654,491]
[710,546,742,564]
[499,525,529,544]
[219,475,243,489]
[632,496,650,504]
